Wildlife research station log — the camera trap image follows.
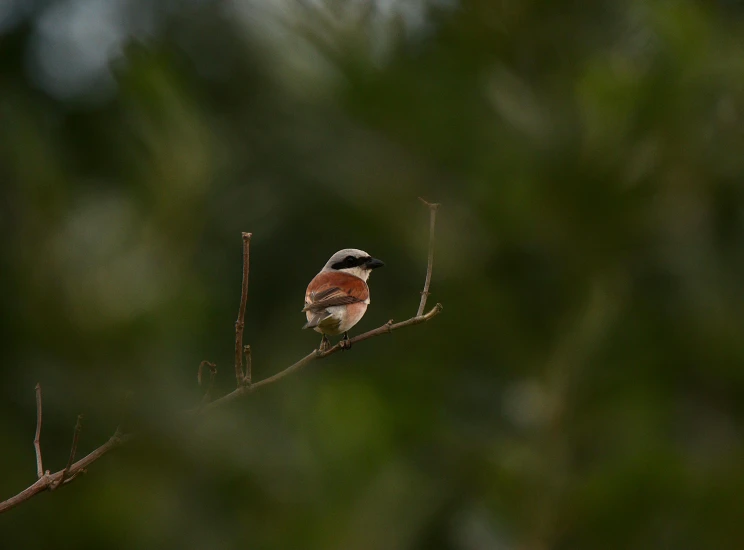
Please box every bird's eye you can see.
[345,255,356,263]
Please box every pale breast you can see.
[337,302,368,333]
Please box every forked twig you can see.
[0,200,442,514]
[0,429,132,513]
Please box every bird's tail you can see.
[302,311,330,330]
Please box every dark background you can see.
[2,1,744,548]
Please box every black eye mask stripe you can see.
[331,256,371,270]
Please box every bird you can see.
[302,248,385,351]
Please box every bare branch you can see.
[235,232,252,386]
[0,429,133,514]
[0,202,443,514]
[33,384,44,480]
[417,197,440,316]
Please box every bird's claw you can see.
[319,335,331,352]
[340,333,352,351]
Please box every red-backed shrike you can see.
[302,248,385,350]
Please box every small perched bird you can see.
[303,248,385,350]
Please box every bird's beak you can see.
[366,257,385,270]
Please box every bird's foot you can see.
[319,334,331,352]
[339,332,352,351]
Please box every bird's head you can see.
[323,248,385,281]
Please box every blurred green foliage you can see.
[2,0,744,548]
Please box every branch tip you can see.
[34,384,44,480]
[235,230,253,386]
[198,360,217,386]
[418,197,440,209]
[112,426,124,441]
[198,361,218,404]
[416,199,439,316]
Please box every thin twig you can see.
[56,415,84,488]
[33,384,44,479]
[417,198,440,316]
[197,360,216,387]
[243,345,252,386]
[235,232,252,387]
[198,361,218,404]
[1,202,443,514]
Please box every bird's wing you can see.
[303,271,369,313]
